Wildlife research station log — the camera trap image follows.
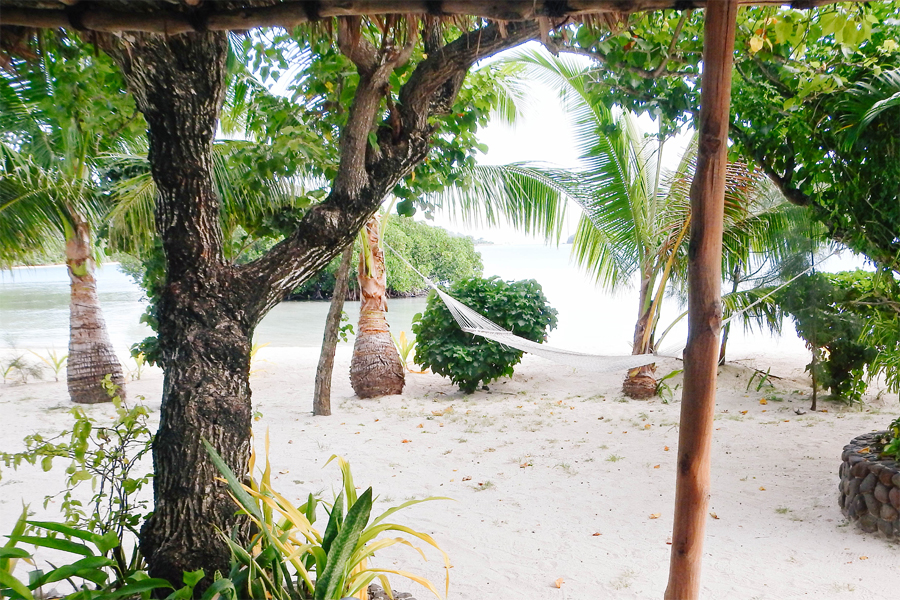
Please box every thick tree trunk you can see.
[314,243,354,415]
[97,19,539,589]
[350,217,404,398]
[107,31,253,588]
[66,216,126,404]
[665,1,739,598]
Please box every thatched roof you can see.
[0,0,847,35]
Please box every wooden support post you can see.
[664,1,739,599]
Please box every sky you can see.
[420,43,693,245]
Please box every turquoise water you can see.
[0,245,868,361]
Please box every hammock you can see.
[384,242,825,373]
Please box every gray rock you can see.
[890,486,900,510]
[878,468,896,486]
[848,478,861,498]
[877,518,894,537]
[893,473,900,487]
[860,473,878,493]
[863,492,881,517]
[859,514,879,533]
[875,483,890,504]
[880,503,898,522]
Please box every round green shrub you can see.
[412,276,558,393]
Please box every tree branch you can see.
[236,20,540,320]
[729,120,812,207]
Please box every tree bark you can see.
[105,30,254,588]
[66,214,126,404]
[350,216,404,398]
[665,2,738,599]
[314,243,354,415]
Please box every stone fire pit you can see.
[839,432,900,538]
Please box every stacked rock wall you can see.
[839,432,900,538]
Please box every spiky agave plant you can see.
[204,434,450,600]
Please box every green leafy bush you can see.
[413,276,557,393]
[776,272,878,402]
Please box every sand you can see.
[1,345,899,599]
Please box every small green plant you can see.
[28,350,68,382]
[413,276,557,393]
[747,367,774,392]
[606,454,625,462]
[129,351,146,381]
[391,331,417,371]
[875,416,900,460]
[656,368,683,402]
[0,389,154,550]
[338,310,355,343]
[1,355,43,384]
[204,436,451,600]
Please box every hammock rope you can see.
[383,241,829,373]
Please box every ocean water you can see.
[0,245,868,367]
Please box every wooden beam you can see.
[0,0,848,34]
[663,0,738,599]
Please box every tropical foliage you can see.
[775,270,900,403]
[550,3,900,273]
[0,33,139,403]
[413,276,557,393]
[204,438,450,600]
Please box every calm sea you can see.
[0,245,866,366]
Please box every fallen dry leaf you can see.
[859,556,869,560]
[439,423,445,427]
[649,513,661,519]
[592,532,601,536]
[709,512,719,520]
[374,418,379,422]
[759,486,766,491]
[279,469,289,474]
[401,439,411,444]
[653,464,661,469]
[759,398,768,405]
[644,424,651,429]
[416,423,423,428]
[740,410,748,415]
[516,405,523,408]
[820,409,828,413]
[664,446,670,451]
[666,537,673,545]
[860,446,871,454]
[783,419,790,422]
[462,476,472,481]
[554,578,564,588]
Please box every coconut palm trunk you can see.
[65,214,126,404]
[350,216,404,398]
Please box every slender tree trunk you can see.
[66,215,126,404]
[665,2,738,598]
[350,216,404,398]
[314,244,354,415]
[810,350,818,411]
[718,266,742,365]
[624,267,658,399]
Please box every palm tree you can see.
[434,49,816,397]
[0,49,137,403]
[349,214,405,398]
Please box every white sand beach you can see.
[1,345,898,599]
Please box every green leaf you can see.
[199,577,237,600]
[182,569,205,588]
[93,578,174,600]
[8,536,94,557]
[0,547,31,560]
[30,556,114,588]
[26,521,96,543]
[321,489,344,556]
[314,487,373,600]
[0,569,34,600]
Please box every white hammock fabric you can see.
[384,242,828,373]
[429,284,679,372]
